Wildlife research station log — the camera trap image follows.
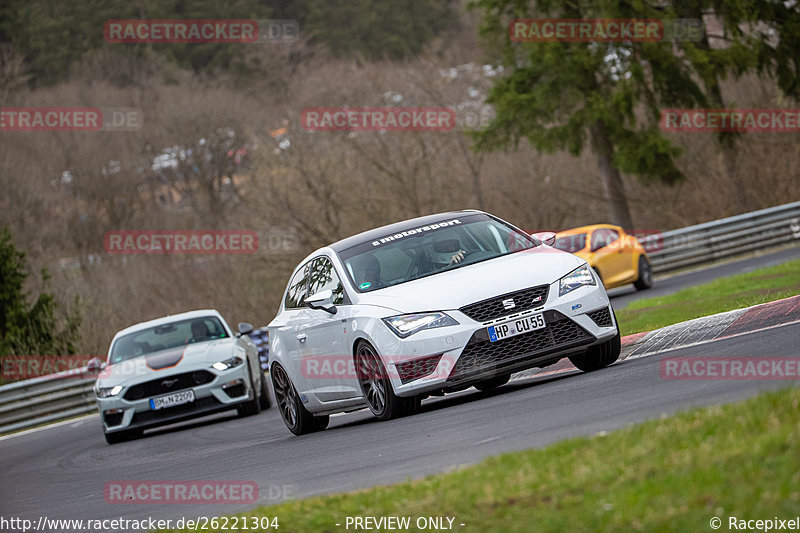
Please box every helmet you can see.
[429,238,461,267]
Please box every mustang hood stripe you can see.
[145,346,186,370]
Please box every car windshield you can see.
[108,316,229,365]
[555,233,588,253]
[337,213,539,292]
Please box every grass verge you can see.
[160,386,800,533]
[617,258,800,336]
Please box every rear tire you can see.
[355,341,418,421]
[633,256,653,291]
[474,374,510,391]
[569,333,621,372]
[271,363,326,435]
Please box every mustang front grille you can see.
[459,285,549,323]
[123,370,215,401]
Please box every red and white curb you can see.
[623,294,800,360]
[511,294,800,381]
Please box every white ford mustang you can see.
[94,310,269,444]
[267,211,620,435]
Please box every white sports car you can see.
[94,310,270,444]
[268,211,620,435]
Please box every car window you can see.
[338,213,539,292]
[109,316,228,364]
[284,263,310,309]
[591,229,619,252]
[555,233,587,253]
[307,256,345,305]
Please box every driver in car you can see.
[188,320,209,343]
[430,238,466,269]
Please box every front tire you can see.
[633,256,654,291]
[271,363,327,435]
[104,429,142,445]
[355,341,419,421]
[569,333,621,372]
[258,371,272,410]
[474,374,510,391]
[237,369,262,417]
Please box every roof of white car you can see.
[113,309,225,338]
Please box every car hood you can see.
[98,338,237,386]
[356,247,584,313]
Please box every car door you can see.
[271,262,313,393]
[297,256,361,402]
[590,228,632,286]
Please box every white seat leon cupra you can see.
[267,211,620,435]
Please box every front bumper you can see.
[95,363,254,434]
[382,280,617,396]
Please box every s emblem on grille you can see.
[502,298,516,310]
[161,378,179,389]
[532,296,542,303]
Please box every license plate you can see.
[149,390,195,410]
[488,314,545,342]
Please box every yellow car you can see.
[554,224,653,291]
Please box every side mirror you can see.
[237,322,254,336]
[533,231,556,247]
[87,357,104,373]
[305,289,337,315]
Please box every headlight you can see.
[212,356,244,371]
[559,264,596,296]
[96,385,123,398]
[382,312,458,338]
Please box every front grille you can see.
[459,285,549,323]
[123,370,215,401]
[396,355,442,385]
[103,412,123,426]
[587,307,613,327]
[448,310,593,382]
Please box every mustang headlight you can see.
[559,264,597,296]
[383,312,458,338]
[212,356,244,371]
[95,385,123,398]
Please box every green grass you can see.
[159,386,800,533]
[616,258,800,336]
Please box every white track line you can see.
[0,413,98,442]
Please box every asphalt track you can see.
[2,321,798,530]
[607,244,800,308]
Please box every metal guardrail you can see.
[0,367,98,435]
[1,203,799,435]
[640,200,800,274]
